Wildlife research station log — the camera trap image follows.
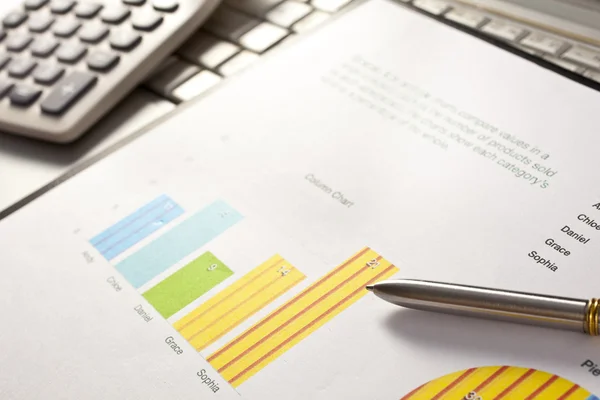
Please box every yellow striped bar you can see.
[207,247,398,387]
[174,254,305,351]
[401,366,596,400]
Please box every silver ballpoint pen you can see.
[366,279,600,336]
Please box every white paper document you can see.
[3,0,600,398]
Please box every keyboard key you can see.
[584,69,600,84]
[123,0,146,4]
[481,20,526,41]
[561,46,600,70]
[520,32,568,56]
[444,8,488,29]
[145,57,200,101]
[75,3,104,18]
[79,23,109,43]
[542,55,580,72]
[6,34,34,52]
[0,52,11,69]
[131,9,163,31]
[101,6,131,24]
[224,0,283,17]
[204,7,260,42]
[10,84,42,107]
[312,0,352,12]
[266,2,312,28]
[0,80,14,99]
[217,50,258,76]
[239,22,288,53]
[56,42,87,63]
[292,10,328,33]
[31,36,60,57]
[87,50,120,71]
[109,29,142,50]
[3,12,28,29]
[25,0,50,10]
[412,0,450,15]
[33,63,65,84]
[41,71,97,114]
[153,0,179,12]
[172,69,221,102]
[178,32,240,69]
[8,58,37,78]
[53,18,81,37]
[28,13,55,32]
[50,0,76,14]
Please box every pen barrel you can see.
[374,280,588,332]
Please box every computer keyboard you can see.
[142,0,600,106]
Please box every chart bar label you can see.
[207,247,398,387]
[90,195,184,261]
[115,200,243,288]
[175,254,305,351]
[143,251,233,318]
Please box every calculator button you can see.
[34,63,65,84]
[28,13,55,33]
[25,0,50,10]
[56,42,87,63]
[109,29,141,50]
[123,0,146,5]
[31,36,60,57]
[153,0,179,12]
[101,6,131,24]
[132,10,163,31]
[0,53,11,69]
[6,34,34,52]
[10,84,42,107]
[8,58,37,78]
[50,0,76,14]
[74,3,103,18]
[79,23,109,43]
[0,80,14,99]
[3,12,28,29]
[87,50,120,71]
[53,18,81,37]
[41,71,97,114]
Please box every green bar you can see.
[143,252,233,318]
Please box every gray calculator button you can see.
[41,71,97,114]
[53,18,81,37]
[101,6,131,24]
[153,0,179,12]
[87,50,119,71]
[50,0,76,14]
[75,3,103,18]
[0,53,10,69]
[6,34,34,52]
[28,13,55,33]
[0,80,14,99]
[123,0,146,5]
[56,42,87,63]
[3,12,28,29]
[79,23,109,43]
[109,29,141,50]
[8,58,37,78]
[25,0,50,10]
[34,63,65,84]
[10,84,42,106]
[132,10,163,31]
[31,36,59,57]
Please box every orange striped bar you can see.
[401,366,596,400]
[207,247,398,387]
[174,254,305,351]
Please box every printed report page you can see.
[2,0,600,398]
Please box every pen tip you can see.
[365,285,374,292]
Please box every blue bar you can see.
[115,200,243,288]
[90,195,184,261]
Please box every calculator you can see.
[0,0,220,143]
